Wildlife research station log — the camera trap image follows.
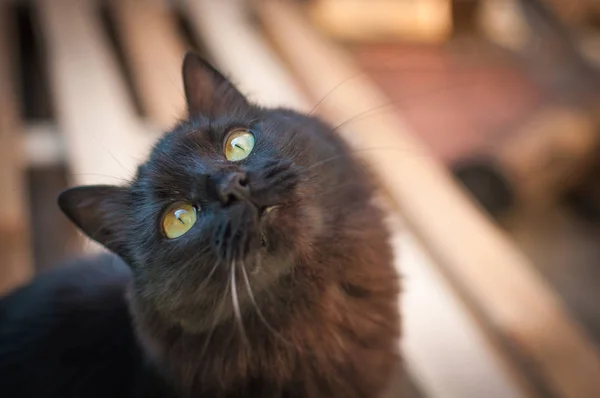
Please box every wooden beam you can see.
[182,1,531,397]
[24,123,65,168]
[0,4,33,294]
[36,0,156,188]
[255,1,600,397]
[179,0,307,110]
[23,123,160,169]
[388,216,527,398]
[110,0,187,130]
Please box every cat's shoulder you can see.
[0,254,146,398]
[1,253,131,318]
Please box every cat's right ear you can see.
[182,52,248,117]
[58,185,132,262]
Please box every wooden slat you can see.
[111,0,187,130]
[179,0,307,110]
[183,1,530,397]
[255,1,600,397]
[36,0,156,187]
[389,217,526,398]
[25,123,65,168]
[0,5,33,294]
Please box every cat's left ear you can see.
[182,52,248,117]
[58,185,132,263]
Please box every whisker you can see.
[240,261,293,346]
[199,273,231,362]
[231,261,249,348]
[305,49,487,117]
[193,259,221,295]
[295,146,430,176]
[291,81,484,177]
[307,71,364,116]
[69,173,132,184]
[325,80,480,137]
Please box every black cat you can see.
[0,53,400,397]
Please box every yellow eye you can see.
[162,203,197,239]
[224,129,255,162]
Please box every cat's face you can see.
[59,54,369,331]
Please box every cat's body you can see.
[0,254,176,398]
[0,54,400,397]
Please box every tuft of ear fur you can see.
[58,186,132,263]
[182,52,248,117]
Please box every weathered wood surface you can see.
[36,0,156,188]
[111,0,187,130]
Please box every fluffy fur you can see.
[0,53,400,397]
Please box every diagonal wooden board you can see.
[36,0,157,189]
[255,1,600,397]
[388,215,527,398]
[180,0,530,396]
[36,0,162,253]
[0,5,33,294]
[110,0,187,130]
[178,0,306,111]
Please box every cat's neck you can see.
[127,241,400,397]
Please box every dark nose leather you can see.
[216,171,250,205]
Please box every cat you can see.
[0,53,400,397]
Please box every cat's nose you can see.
[216,171,250,205]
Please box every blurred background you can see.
[2,0,600,397]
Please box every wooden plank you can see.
[182,1,531,397]
[110,0,187,130]
[0,4,33,294]
[25,123,65,168]
[255,1,600,397]
[389,216,527,398]
[307,0,452,43]
[179,0,307,110]
[36,0,156,188]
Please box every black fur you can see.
[1,53,400,397]
[0,254,176,397]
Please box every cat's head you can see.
[59,53,372,331]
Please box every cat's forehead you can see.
[151,110,315,158]
[136,109,331,185]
